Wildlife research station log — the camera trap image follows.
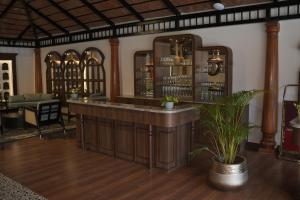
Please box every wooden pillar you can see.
[110,38,120,102]
[260,21,280,152]
[34,48,43,93]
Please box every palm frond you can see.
[192,89,262,164]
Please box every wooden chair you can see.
[24,99,65,138]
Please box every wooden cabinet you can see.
[195,46,232,102]
[153,34,202,101]
[134,51,154,97]
[132,34,233,103]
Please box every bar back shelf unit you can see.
[153,34,202,101]
[195,46,232,102]
[134,50,154,97]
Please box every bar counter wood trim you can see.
[69,100,198,171]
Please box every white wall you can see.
[39,19,300,144]
[0,47,35,94]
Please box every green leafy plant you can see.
[191,90,262,164]
[70,87,81,94]
[161,95,180,106]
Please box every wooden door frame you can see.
[0,53,18,95]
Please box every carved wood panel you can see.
[45,51,62,98]
[80,47,106,96]
[62,49,81,96]
[97,118,114,156]
[45,47,106,102]
[115,121,134,161]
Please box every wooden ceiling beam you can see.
[47,0,89,31]
[22,0,38,41]
[33,23,52,38]
[25,2,69,34]
[161,0,180,16]
[17,24,31,39]
[118,0,144,22]
[0,0,17,19]
[80,0,115,27]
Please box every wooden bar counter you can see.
[68,98,198,171]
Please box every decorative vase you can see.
[209,155,248,190]
[70,93,79,99]
[165,102,174,110]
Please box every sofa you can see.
[7,93,54,108]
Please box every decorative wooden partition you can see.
[45,51,62,99]
[62,49,81,99]
[81,47,106,96]
[45,47,106,102]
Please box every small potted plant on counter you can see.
[191,90,261,190]
[70,87,81,99]
[161,95,180,110]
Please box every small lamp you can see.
[212,0,225,11]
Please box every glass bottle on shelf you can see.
[134,50,154,97]
[154,34,202,100]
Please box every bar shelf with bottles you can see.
[134,50,154,97]
[153,34,202,101]
[195,46,232,102]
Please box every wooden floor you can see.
[0,137,300,200]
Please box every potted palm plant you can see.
[191,90,261,190]
[161,95,180,110]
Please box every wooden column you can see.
[34,48,43,93]
[110,38,120,102]
[260,21,280,152]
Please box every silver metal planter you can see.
[209,155,248,190]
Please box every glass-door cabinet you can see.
[153,34,202,101]
[194,46,232,102]
[134,50,154,97]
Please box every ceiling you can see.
[0,0,273,40]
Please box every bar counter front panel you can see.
[68,99,198,171]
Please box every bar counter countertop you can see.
[68,98,199,171]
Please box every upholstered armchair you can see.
[24,99,65,138]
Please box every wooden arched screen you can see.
[80,47,106,96]
[45,51,62,98]
[62,49,81,97]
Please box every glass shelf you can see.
[134,50,154,97]
[154,34,202,99]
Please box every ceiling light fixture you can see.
[212,0,225,11]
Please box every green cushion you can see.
[24,94,41,102]
[40,93,54,100]
[8,95,25,103]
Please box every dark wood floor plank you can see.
[0,137,299,200]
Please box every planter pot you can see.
[209,155,248,190]
[70,93,79,99]
[165,102,174,110]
